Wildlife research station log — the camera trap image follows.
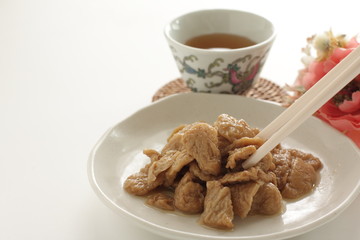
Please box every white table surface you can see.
[1,0,359,239]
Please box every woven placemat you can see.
[152,78,288,104]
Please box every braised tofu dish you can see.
[123,114,322,230]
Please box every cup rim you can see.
[164,8,276,53]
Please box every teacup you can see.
[164,9,276,94]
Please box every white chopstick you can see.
[242,46,360,169]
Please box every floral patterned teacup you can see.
[164,9,276,94]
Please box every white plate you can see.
[88,93,360,240]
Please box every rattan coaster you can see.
[152,78,288,104]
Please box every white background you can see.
[1,0,359,239]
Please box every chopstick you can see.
[242,46,360,169]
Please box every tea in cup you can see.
[164,9,276,94]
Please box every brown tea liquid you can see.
[185,33,256,49]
